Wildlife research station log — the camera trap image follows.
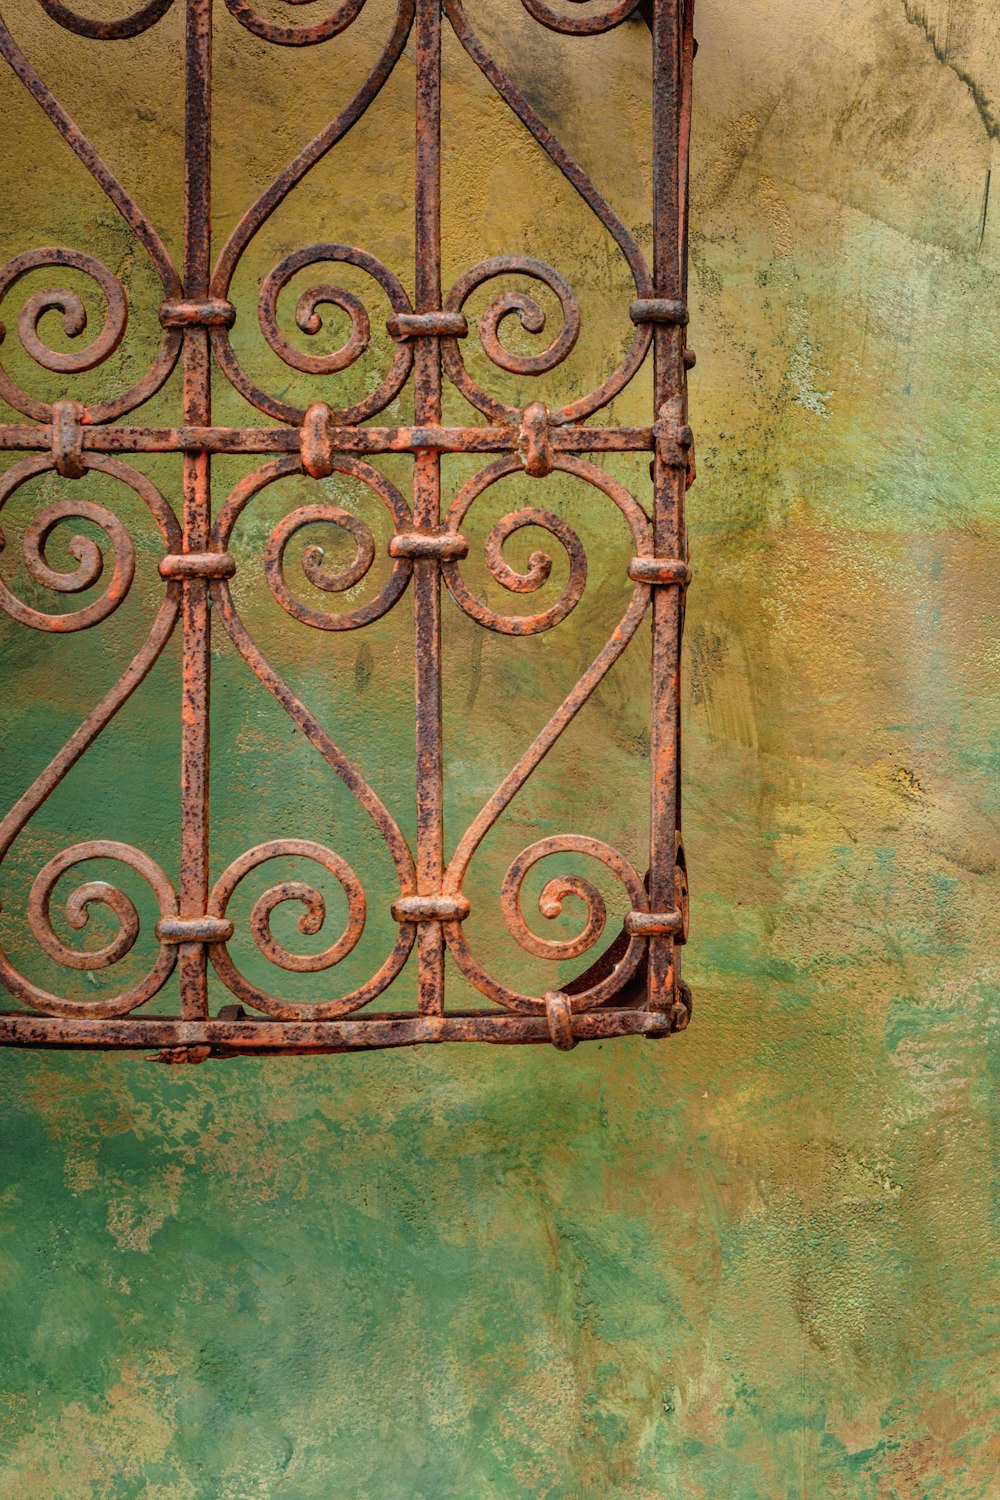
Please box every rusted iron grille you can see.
[0,0,694,1058]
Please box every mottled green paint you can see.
[0,0,998,1494]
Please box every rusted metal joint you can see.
[644,984,692,1043]
[51,399,86,479]
[625,909,684,937]
[545,991,576,1050]
[159,552,236,580]
[654,397,694,469]
[300,401,334,479]
[671,980,693,1031]
[518,401,554,478]
[391,894,471,922]
[386,311,468,341]
[627,557,691,587]
[155,915,235,944]
[630,297,688,327]
[149,1045,212,1065]
[683,348,697,370]
[159,298,236,329]
[388,532,469,562]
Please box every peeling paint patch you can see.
[788,306,833,418]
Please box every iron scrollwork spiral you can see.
[0,452,180,632]
[210,839,364,976]
[439,459,661,1012]
[0,452,182,1018]
[0,14,184,421]
[216,453,414,632]
[0,248,127,376]
[0,841,179,1018]
[215,243,414,426]
[446,835,648,1015]
[0,246,177,425]
[442,0,655,423]
[440,458,588,636]
[206,840,413,1019]
[201,458,419,1018]
[442,256,582,424]
[206,0,415,423]
[0,491,134,633]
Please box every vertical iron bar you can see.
[673,0,694,1001]
[179,0,213,1018]
[679,0,694,303]
[413,0,445,1013]
[649,0,684,1014]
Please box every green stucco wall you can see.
[0,0,997,1495]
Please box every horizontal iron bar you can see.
[0,424,655,456]
[0,1009,668,1053]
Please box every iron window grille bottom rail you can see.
[0,1004,688,1063]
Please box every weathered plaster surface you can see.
[0,0,997,1495]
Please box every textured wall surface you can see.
[1,0,998,1495]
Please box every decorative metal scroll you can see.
[0,0,695,1058]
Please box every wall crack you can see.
[901,1,999,141]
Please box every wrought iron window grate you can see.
[0,0,694,1059]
